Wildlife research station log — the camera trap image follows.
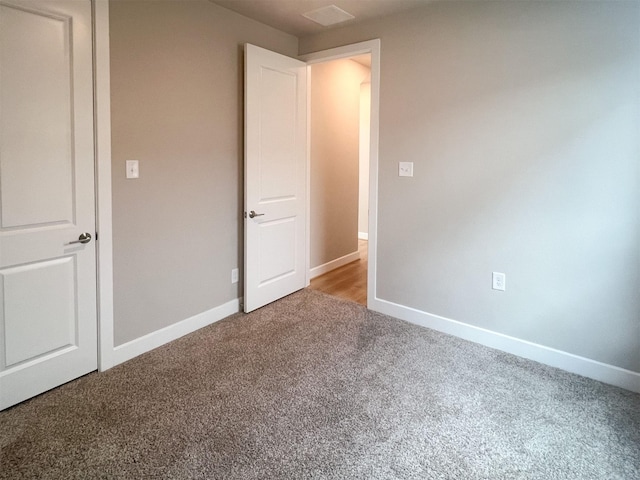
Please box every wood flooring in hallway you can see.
[309,240,367,306]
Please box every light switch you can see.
[399,162,413,177]
[126,160,139,179]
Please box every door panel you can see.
[258,217,297,284]
[259,68,298,201]
[244,44,307,312]
[0,0,97,410]
[0,4,74,228]
[2,257,76,367]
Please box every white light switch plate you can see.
[399,162,413,177]
[126,160,139,179]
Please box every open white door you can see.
[244,44,307,312]
[0,0,97,409]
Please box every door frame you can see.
[93,0,115,371]
[300,39,380,308]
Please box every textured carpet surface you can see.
[1,289,639,479]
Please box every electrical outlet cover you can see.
[398,161,414,177]
[492,272,506,291]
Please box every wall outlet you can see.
[398,161,414,177]
[231,268,239,284]
[492,272,506,291]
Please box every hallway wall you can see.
[310,58,370,270]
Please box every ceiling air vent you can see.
[302,5,355,27]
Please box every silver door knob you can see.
[69,232,92,245]
[248,210,265,218]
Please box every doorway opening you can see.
[307,54,371,306]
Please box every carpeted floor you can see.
[1,289,639,479]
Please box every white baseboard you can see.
[358,232,368,240]
[370,297,640,393]
[310,251,360,279]
[112,298,240,367]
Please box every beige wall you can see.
[310,59,370,269]
[109,0,297,345]
[301,1,640,372]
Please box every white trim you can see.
[93,0,115,371]
[310,251,360,279]
[358,232,368,240]
[370,297,640,393]
[301,39,381,310]
[304,64,312,287]
[112,299,241,367]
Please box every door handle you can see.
[248,210,265,219]
[69,232,92,245]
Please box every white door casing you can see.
[0,0,97,410]
[244,44,307,312]
[301,39,381,310]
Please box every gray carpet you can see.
[1,289,639,479]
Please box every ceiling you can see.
[210,0,431,37]
[350,54,371,68]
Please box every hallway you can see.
[309,240,367,305]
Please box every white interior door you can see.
[244,44,307,312]
[0,0,97,410]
